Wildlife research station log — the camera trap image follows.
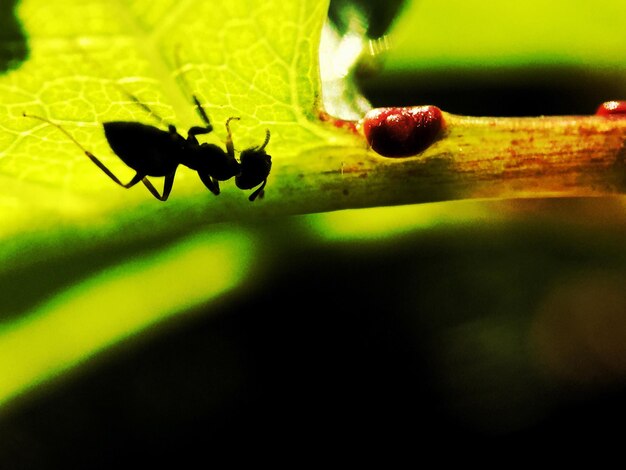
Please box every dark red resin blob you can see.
[595,101,626,118]
[362,105,444,157]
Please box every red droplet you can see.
[362,106,444,157]
[595,101,626,118]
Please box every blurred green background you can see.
[2,0,626,463]
[356,0,626,116]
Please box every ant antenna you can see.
[224,117,241,155]
[76,45,174,128]
[257,129,271,151]
[173,44,213,129]
[225,116,241,130]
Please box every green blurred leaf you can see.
[386,0,626,71]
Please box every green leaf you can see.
[2,0,352,234]
[3,0,626,248]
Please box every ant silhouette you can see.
[23,63,271,202]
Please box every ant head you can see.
[235,130,272,191]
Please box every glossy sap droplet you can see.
[595,101,626,118]
[362,106,444,157]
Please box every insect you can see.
[23,76,271,202]
[362,105,444,158]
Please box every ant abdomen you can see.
[103,122,181,177]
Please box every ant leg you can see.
[85,151,142,188]
[248,179,267,202]
[23,113,166,200]
[141,171,175,201]
[188,126,212,137]
[123,93,174,128]
[122,172,145,188]
[23,113,141,186]
[197,171,220,195]
[187,123,212,145]
[192,95,213,131]
[186,96,214,143]
[172,45,214,131]
[225,117,241,157]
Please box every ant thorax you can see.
[186,143,241,181]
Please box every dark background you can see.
[2,205,626,464]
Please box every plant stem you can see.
[440,113,626,198]
[301,112,626,211]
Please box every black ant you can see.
[23,85,271,202]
